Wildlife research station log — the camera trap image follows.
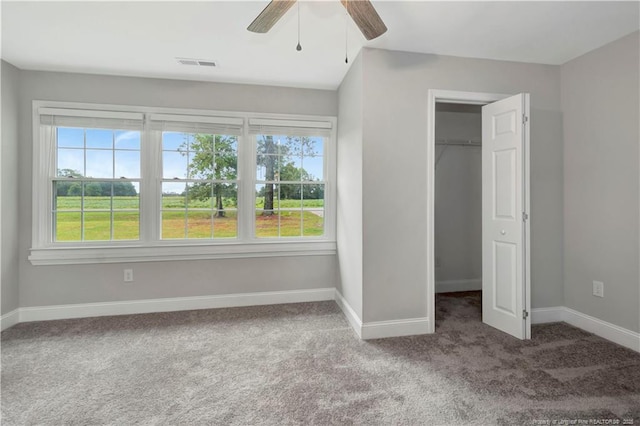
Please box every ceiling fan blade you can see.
[248,0,297,33]
[340,0,387,40]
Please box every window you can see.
[30,102,336,265]
[249,118,331,240]
[42,110,144,243]
[150,115,242,240]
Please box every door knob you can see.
[500,230,506,235]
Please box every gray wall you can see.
[336,52,364,318]
[1,61,21,315]
[435,110,482,285]
[562,31,640,332]
[17,70,338,308]
[360,48,564,322]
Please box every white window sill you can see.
[29,240,337,265]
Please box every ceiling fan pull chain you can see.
[345,0,349,63]
[296,1,302,52]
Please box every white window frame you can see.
[29,100,337,265]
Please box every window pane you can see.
[303,209,324,236]
[255,210,279,238]
[213,136,238,180]
[162,132,191,151]
[216,137,237,154]
[187,211,213,239]
[283,136,303,156]
[191,134,214,152]
[162,182,186,208]
[186,183,212,208]
[86,129,113,149]
[114,130,140,150]
[254,133,327,239]
[86,150,113,178]
[187,150,213,179]
[304,137,324,157]
[115,151,141,178]
[162,211,186,239]
[57,127,84,148]
[302,183,324,201]
[212,184,237,238]
[302,156,323,181]
[256,183,278,210]
[214,183,238,209]
[303,186,324,236]
[113,182,139,202]
[280,158,303,182]
[279,184,302,205]
[279,209,302,237]
[55,181,82,210]
[256,155,279,181]
[84,212,111,240]
[113,212,139,240]
[83,182,112,209]
[55,212,81,241]
[256,135,280,155]
[163,151,188,179]
[57,149,84,177]
[214,209,237,238]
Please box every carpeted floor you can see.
[2,291,639,425]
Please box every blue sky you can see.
[57,127,141,179]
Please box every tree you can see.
[55,169,84,196]
[111,182,137,196]
[85,182,102,196]
[258,135,278,215]
[67,183,82,196]
[55,168,137,197]
[181,134,237,217]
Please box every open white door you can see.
[482,93,530,340]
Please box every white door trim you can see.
[426,89,510,333]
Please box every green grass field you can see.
[54,196,324,241]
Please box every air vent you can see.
[176,58,217,67]
[177,59,198,66]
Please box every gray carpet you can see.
[2,291,639,425]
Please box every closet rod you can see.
[436,138,481,147]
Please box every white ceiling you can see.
[2,1,639,90]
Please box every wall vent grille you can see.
[176,58,217,67]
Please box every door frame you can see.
[426,89,531,337]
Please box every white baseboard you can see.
[1,309,20,331]
[361,317,431,340]
[531,306,565,324]
[563,307,640,353]
[532,306,639,353]
[334,290,363,338]
[16,288,335,324]
[334,290,430,339]
[6,288,638,352]
[436,278,482,293]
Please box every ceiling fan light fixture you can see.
[247,0,388,55]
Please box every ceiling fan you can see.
[247,0,388,41]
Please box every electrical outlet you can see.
[592,280,604,298]
[124,269,134,283]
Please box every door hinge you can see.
[522,310,529,320]
[522,212,528,222]
[522,114,529,125]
